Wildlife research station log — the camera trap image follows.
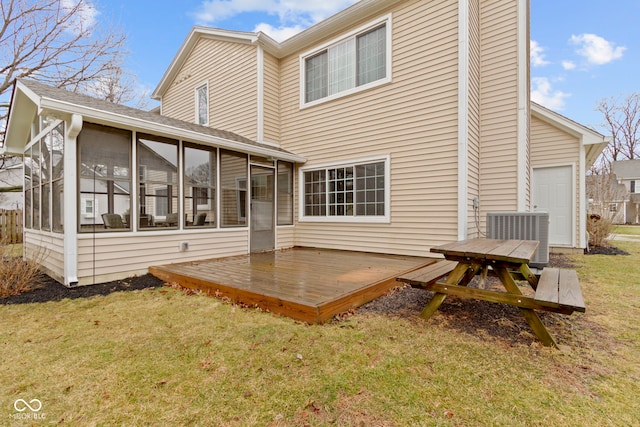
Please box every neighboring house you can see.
[4,0,607,286]
[611,160,640,224]
[0,155,23,210]
[586,173,627,223]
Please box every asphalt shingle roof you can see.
[612,160,640,179]
[19,79,298,158]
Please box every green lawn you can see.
[613,225,640,236]
[1,242,639,426]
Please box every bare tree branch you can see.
[0,1,137,122]
[596,93,640,172]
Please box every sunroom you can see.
[4,79,305,286]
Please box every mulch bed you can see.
[356,253,585,346]
[586,245,630,256]
[0,273,163,305]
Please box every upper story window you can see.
[301,14,392,107]
[195,82,209,125]
[631,180,637,193]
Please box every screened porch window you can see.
[302,159,387,221]
[78,123,131,232]
[303,18,389,105]
[137,134,178,229]
[277,161,294,225]
[184,143,216,228]
[220,150,247,227]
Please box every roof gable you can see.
[152,0,401,100]
[531,102,609,167]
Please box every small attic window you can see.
[195,82,209,126]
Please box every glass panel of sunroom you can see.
[78,123,132,232]
[184,144,216,228]
[138,134,178,229]
[220,150,247,227]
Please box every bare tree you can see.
[1,0,129,123]
[596,93,640,172]
[1,0,149,188]
[81,64,150,110]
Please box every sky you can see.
[94,0,639,133]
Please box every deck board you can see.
[149,247,435,323]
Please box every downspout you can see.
[516,0,529,211]
[64,113,82,286]
[579,139,587,248]
[457,0,470,241]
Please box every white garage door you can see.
[533,166,573,246]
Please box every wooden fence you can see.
[0,209,23,244]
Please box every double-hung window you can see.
[300,157,389,223]
[301,15,391,106]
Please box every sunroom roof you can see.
[5,79,305,163]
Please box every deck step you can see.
[397,260,458,288]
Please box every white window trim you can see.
[298,155,391,224]
[298,13,393,109]
[195,81,209,126]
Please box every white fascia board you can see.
[39,97,306,163]
[279,0,400,56]
[3,82,40,153]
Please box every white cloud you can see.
[61,0,98,35]
[253,23,306,42]
[531,77,569,111]
[191,0,358,39]
[561,60,576,70]
[530,41,550,67]
[570,33,626,65]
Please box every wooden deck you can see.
[149,247,437,323]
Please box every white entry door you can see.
[533,166,573,246]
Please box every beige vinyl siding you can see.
[467,0,481,237]
[280,0,460,256]
[530,115,581,245]
[479,0,520,216]
[24,231,64,283]
[276,226,295,249]
[263,52,280,143]
[76,230,248,285]
[162,39,258,140]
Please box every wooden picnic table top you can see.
[430,238,539,265]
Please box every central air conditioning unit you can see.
[486,212,550,268]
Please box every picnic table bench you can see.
[397,239,586,348]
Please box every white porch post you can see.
[63,114,82,286]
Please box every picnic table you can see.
[398,238,585,347]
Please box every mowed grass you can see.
[1,243,639,426]
[613,225,640,236]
